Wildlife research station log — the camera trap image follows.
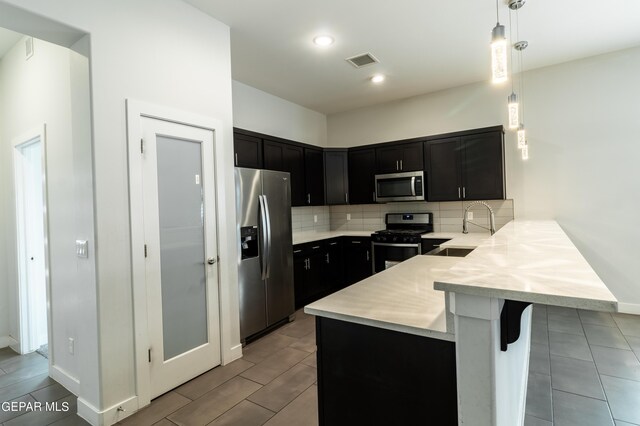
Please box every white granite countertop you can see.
[434,220,618,311]
[292,230,372,245]
[293,229,492,246]
[305,255,462,341]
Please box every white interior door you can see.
[140,117,221,398]
[14,137,48,354]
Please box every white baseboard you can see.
[50,365,80,396]
[223,343,243,365]
[0,335,18,349]
[77,395,138,426]
[617,303,640,315]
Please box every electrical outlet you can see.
[467,212,474,220]
[314,215,318,223]
[68,337,75,355]
[347,213,351,221]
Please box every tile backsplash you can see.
[291,206,331,232]
[328,199,515,233]
[292,200,514,234]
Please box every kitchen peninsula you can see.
[305,220,618,426]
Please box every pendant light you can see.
[510,0,529,159]
[490,0,507,83]
[506,10,519,129]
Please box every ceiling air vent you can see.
[346,53,379,68]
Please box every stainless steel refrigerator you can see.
[236,168,294,341]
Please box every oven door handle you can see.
[411,176,416,196]
[372,242,421,248]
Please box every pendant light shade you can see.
[507,92,519,129]
[517,124,527,148]
[491,24,508,83]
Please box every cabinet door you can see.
[424,138,462,201]
[283,144,306,206]
[461,132,505,200]
[344,238,372,285]
[233,133,263,169]
[324,239,344,290]
[263,139,285,171]
[304,148,325,206]
[293,249,309,309]
[375,146,402,174]
[307,246,326,299]
[324,150,349,205]
[400,142,424,172]
[348,149,376,205]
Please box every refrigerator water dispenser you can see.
[240,226,259,260]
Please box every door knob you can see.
[207,257,216,265]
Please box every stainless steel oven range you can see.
[371,212,434,273]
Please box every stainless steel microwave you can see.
[375,171,425,202]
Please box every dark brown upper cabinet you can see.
[233,132,263,169]
[348,148,376,205]
[424,129,504,202]
[375,142,424,174]
[324,150,349,205]
[304,147,325,206]
[263,139,306,206]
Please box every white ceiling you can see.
[0,26,21,59]
[184,0,640,114]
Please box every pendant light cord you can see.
[509,9,514,93]
[516,7,525,122]
[496,0,500,23]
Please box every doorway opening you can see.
[13,130,49,357]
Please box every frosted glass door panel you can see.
[156,135,207,360]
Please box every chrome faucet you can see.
[462,201,496,235]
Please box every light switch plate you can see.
[347,213,351,220]
[76,240,89,258]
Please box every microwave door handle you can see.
[410,176,416,196]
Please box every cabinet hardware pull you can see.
[463,187,466,198]
[312,245,320,249]
[307,193,311,204]
[351,241,361,244]
[326,253,330,264]
[366,250,370,261]
[294,249,302,253]
[345,192,348,204]
[235,153,238,166]
[400,159,403,170]
[329,242,338,246]
[396,160,399,170]
[458,187,461,199]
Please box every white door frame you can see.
[11,124,53,363]
[126,100,225,407]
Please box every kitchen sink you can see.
[425,247,475,257]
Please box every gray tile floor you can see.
[0,348,85,425]
[526,305,640,426]
[2,306,639,425]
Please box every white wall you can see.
[327,47,640,308]
[233,80,327,146]
[0,36,88,388]
[0,1,238,424]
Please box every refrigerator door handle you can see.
[263,195,272,279]
[258,195,269,280]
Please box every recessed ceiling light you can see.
[371,74,385,84]
[313,35,334,47]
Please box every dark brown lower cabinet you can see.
[343,237,372,285]
[316,317,458,425]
